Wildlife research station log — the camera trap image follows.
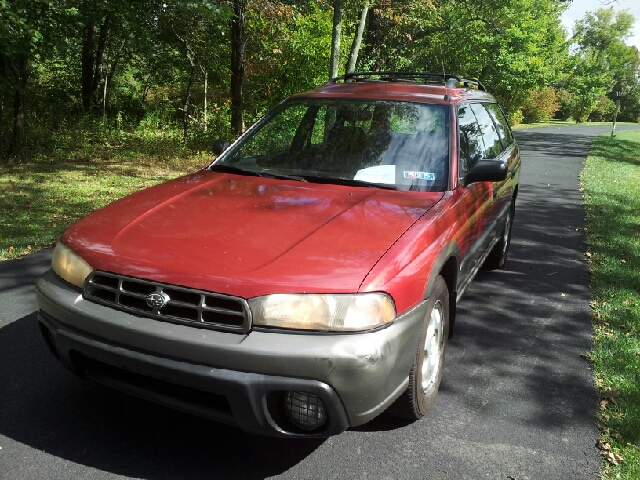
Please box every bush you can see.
[555,89,574,121]
[521,87,560,123]
[508,109,524,125]
[589,96,616,122]
[617,86,640,122]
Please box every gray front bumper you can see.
[36,270,427,437]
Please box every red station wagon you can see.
[36,72,520,437]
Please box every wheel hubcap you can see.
[422,300,444,392]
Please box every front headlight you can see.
[249,293,396,332]
[51,242,93,288]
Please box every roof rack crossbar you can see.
[329,71,486,91]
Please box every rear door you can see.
[484,102,520,206]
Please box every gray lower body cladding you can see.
[36,269,427,438]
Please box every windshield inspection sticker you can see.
[404,171,435,181]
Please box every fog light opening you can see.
[284,391,327,431]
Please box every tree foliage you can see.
[1,0,639,157]
[565,7,640,122]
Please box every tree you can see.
[231,0,248,136]
[0,0,78,155]
[346,1,370,73]
[566,51,612,122]
[154,1,231,139]
[329,0,344,79]
[351,0,568,116]
[568,7,639,122]
[79,0,114,111]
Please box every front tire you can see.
[389,275,449,420]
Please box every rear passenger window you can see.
[470,104,504,159]
[484,103,514,147]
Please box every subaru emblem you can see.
[146,292,170,309]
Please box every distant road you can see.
[1,124,639,479]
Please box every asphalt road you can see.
[1,125,639,480]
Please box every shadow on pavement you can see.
[0,313,323,479]
[0,250,52,296]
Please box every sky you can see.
[561,0,640,50]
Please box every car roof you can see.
[291,72,497,105]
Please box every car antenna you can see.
[440,45,450,100]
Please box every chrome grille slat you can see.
[84,271,251,333]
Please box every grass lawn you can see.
[512,119,639,130]
[581,130,640,479]
[0,127,213,260]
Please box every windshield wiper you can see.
[208,164,306,182]
[208,164,263,177]
[261,172,307,182]
[300,174,398,191]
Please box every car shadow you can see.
[0,313,323,479]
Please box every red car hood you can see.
[64,170,442,298]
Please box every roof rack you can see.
[329,71,486,91]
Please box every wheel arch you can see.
[422,243,460,339]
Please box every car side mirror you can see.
[463,160,508,187]
[212,139,231,156]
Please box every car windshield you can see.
[213,99,450,192]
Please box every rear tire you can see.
[484,199,515,270]
[389,275,449,420]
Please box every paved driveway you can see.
[1,125,638,479]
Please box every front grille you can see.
[84,271,251,333]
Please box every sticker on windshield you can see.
[403,171,435,181]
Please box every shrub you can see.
[507,109,524,125]
[521,87,560,123]
[589,96,616,122]
[556,89,574,121]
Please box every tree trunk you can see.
[7,55,28,155]
[183,65,195,140]
[363,6,383,70]
[329,0,344,79]
[103,74,108,123]
[91,15,114,106]
[203,70,208,132]
[230,0,247,137]
[346,1,370,74]
[82,19,96,112]
[0,54,5,144]
[105,39,125,107]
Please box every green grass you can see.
[581,130,640,479]
[0,123,214,260]
[512,119,639,129]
